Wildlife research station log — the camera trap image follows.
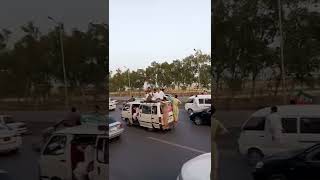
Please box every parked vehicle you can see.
[0,124,22,153]
[121,101,175,130]
[238,105,320,165]
[189,107,211,125]
[177,153,211,180]
[253,143,320,180]
[38,124,108,180]
[0,115,29,135]
[185,95,211,114]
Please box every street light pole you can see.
[277,0,286,104]
[48,16,69,109]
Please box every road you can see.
[215,110,255,180]
[0,109,255,180]
[109,107,211,180]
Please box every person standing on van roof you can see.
[266,106,283,143]
[212,108,228,180]
[159,88,165,100]
[64,107,81,127]
[172,95,181,125]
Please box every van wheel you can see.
[188,109,193,114]
[194,117,202,125]
[268,174,287,180]
[247,148,263,166]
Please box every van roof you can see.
[54,124,107,135]
[189,95,211,99]
[252,105,320,117]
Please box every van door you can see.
[39,135,68,180]
[280,117,300,151]
[298,117,320,149]
[139,105,153,128]
[239,117,267,155]
[92,136,108,180]
[121,104,131,120]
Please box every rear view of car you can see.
[0,124,22,153]
[108,116,124,139]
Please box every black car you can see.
[253,144,320,180]
[189,107,211,125]
[0,171,13,180]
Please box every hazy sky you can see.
[0,0,108,41]
[109,0,211,71]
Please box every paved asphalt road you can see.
[0,109,255,180]
[109,107,210,180]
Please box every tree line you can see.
[0,22,108,101]
[109,50,211,92]
[213,0,320,97]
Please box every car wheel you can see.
[268,174,287,180]
[194,117,202,125]
[188,109,193,114]
[247,148,263,166]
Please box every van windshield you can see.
[243,117,265,131]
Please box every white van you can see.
[238,105,320,165]
[38,124,108,180]
[185,95,211,114]
[121,101,174,130]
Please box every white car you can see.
[109,100,117,111]
[108,116,124,139]
[177,153,211,180]
[185,95,211,114]
[0,124,22,153]
[0,115,29,135]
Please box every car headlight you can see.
[255,161,264,169]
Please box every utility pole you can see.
[278,0,287,104]
[48,16,69,109]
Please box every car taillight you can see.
[118,123,123,129]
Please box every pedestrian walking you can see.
[212,108,228,180]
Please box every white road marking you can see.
[147,137,207,154]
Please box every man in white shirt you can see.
[266,106,283,143]
[158,88,165,100]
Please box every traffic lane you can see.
[0,136,40,180]
[111,108,210,152]
[218,150,253,180]
[109,108,210,180]
[214,110,253,180]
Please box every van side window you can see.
[199,99,204,104]
[97,138,108,164]
[300,118,320,134]
[205,99,211,104]
[243,117,265,131]
[282,118,297,133]
[152,106,157,115]
[141,106,151,114]
[43,135,67,155]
